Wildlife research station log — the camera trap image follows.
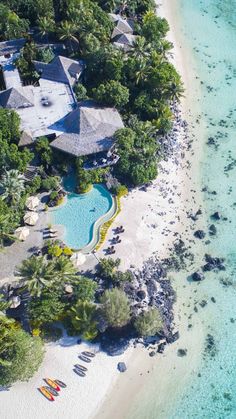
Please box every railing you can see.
[83,155,120,170]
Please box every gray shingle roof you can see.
[0,38,26,56]
[33,56,83,87]
[18,130,33,147]
[50,101,124,157]
[111,18,134,39]
[0,87,34,109]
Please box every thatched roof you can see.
[50,101,124,157]
[111,19,134,39]
[0,38,26,56]
[0,87,34,109]
[33,56,84,87]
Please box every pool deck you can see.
[0,195,49,283]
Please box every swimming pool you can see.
[51,184,114,250]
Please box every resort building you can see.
[50,101,124,158]
[0,43,124,163]
[109,13,137,51]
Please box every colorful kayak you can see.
[45,386,59,397]
[44,378,60,391]
[39,386,54,401]
[54,379,67,388]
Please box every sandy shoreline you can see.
[94,1,207,418]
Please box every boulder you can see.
[177,348,187,357]
[211,211,221,220]
[209,224,217,236]
[136,289,146,300]
[192,271,204,281]
[117,362,127,372]
[194,230,206,239]
[149,351,156,357]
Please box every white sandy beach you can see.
[1,334,133,419]
[1,2,207,419]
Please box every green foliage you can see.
[16,254,77,297]
[35,137,53,168]
[36,46,55,63]
[29,293,66,327]
[0,315,44,386]
[47,243,62,257]
[50,190,58,201]
[0,199,20,248]
[92,80,129,109]
[100,288,130,328]
[69,300,98,340]
[134,308,163,337]
[25,175,41,195]
[142,11,170,43]
[114,123,158,186]
[41,176,60,191]
[15,41,39,83]
[74,83,88,102]
[97,257,120,280]
[0,4,29,40]
[0,294,9,312]
[0,170,25,206]
[73,277,97,302]
[75,158,107,193]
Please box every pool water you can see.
[52,184,113,249]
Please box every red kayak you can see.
[39,386,54,401]
[44,378,60,391]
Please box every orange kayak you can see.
[39,386,54,401]
[45,378,60,391]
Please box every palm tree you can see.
[0,212,17,248]
[16,256,55,297]
[69,300,98,340]
[0,316,18,367]
[52,255,78,282]
[0,170,25,206]
[169,81,184,102]
[134,59,150,85]
[38,16,55,45]
[130,36,151,60]
[58,21,80,54]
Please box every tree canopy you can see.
[0,315,44,386]
[134,308,163,337]
[100,288,130,328]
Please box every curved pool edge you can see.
[76,195,118,254]
[49,184,117,254]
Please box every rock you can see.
[194,230,206,239]
[199,300,207,307]
[211,297,216,303]
[117,362,127,372]
[149,351,156,357]
[211,211,221,220]
[177,348,187,357]
[157,342,166,353]
[192,271,205,281]
[136,290,146,300]
[209,224,217,236]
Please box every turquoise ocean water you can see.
[127,1,236,418]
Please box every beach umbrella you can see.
[9,296,21,309]
[26,196,40,211]
[71,252,86,267]
[15,226,30,241]
[24,211,39,226]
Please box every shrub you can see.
[63,246,73,256]
[48,244,62,257]
[134,308,163,337]
[74,83,88,102]
[100,288,130,328]
[50,190,58,201]
[41,176,60,191]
